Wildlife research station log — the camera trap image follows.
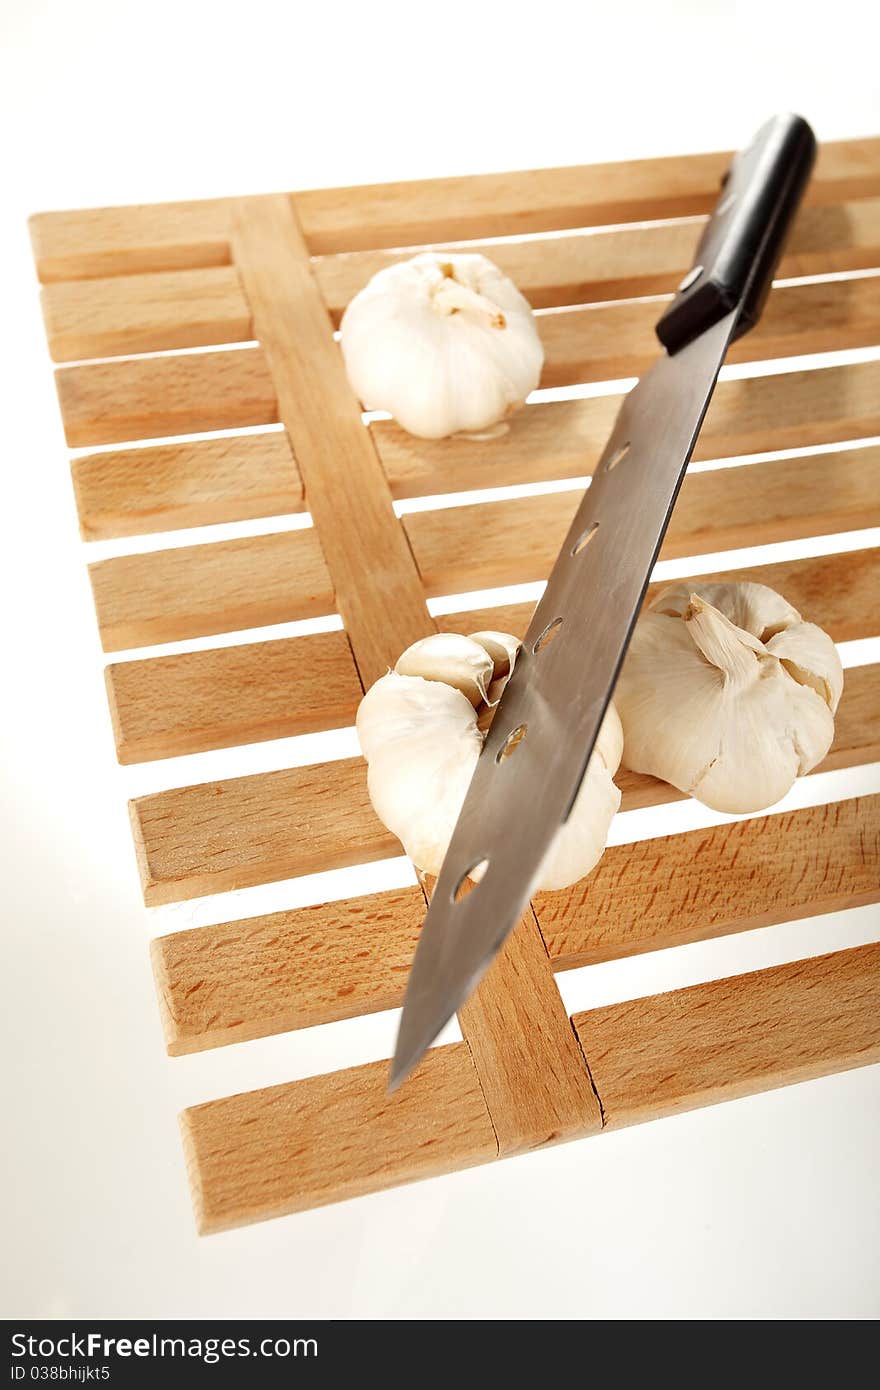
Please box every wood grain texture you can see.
[452,904,602,1153]
[106,631,360,763]
[233,194,431,687]
[314,198,880,317]
[41,198,880,358]
[130,663,880,905]
[152,887,424,1054]
[72,432,301,541]
[536,796,880,968]
[180,942,880,1226]
[88,527,333,652]
[407,446,880,597]
[66,358,880,540]
[180,1042,498,1233]
[30,137,880,277]
[377,357,880,500]
[575,943,880,1129]
[54,277,880,447]
[130,757,397,906]
[85,445,880,654]
[56,346,276,447]
[102,547,880,762]
[152,796,879,1054]
[41,266,251,362]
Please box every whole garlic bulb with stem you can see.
[339,252,544,439]
[356,632,622,890]
[615,580,843,814]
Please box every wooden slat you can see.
[536,796,880,968]
[106,631,361,763]
[536,275,880,392]
[443,546,880,650]
[153,796,879,1054]
[103,547,880,763]
[89,528,333,652]
[294,138,880,254]
[152,887,424,1053]
[68,359,880,539]
[31,138,880,279]
[39,199,880,360]
[575,943,880,1130]
[233,197,591,1157]
[56,347,276,448]
[41,266,251,362]
[455,906,602,1153]
[130,662,880,905]
[181,943,880,1227]
[232,194,431,688]
[72,432,301,541]
[180,1042,498,1233]
[86,444,880,654]
[408,446,880,598]
[315,198,880,318]
[54,276,880,447]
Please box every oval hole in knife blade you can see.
[495,722,528,764]
[571,521,599,556]
[452,859,489,903]
[533,617,563,653]
[606,440,630,471]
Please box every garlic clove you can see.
[356,672,482,876]
[394,632,495,707]
[765,622,844,713]
[617,580,842,814]
[468,630,522,705]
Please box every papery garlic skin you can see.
[339,252,544,439]
[616,581,843,814]
[356,632,622,890]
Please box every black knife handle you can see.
[655,113,816,354]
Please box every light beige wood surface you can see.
[41,265,251,362]
[89,527,333,652]
[181,941,880,1227]
[315,198,880,317]
[577,943,880,1129]
[131,663,879,905]
[455,907,602,1153]
[65,357,880,541]
[54,277,880,447]
[378,357,880,500]
[181,1042,499,1234]
[153,795,878,1056]
[233,195,431,687]
[39,199,880,358]
[72,432,301,541]
[30,136,880,279]
[105,547,880,762]
[87,445,879,654]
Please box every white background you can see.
[2,0,879,1320]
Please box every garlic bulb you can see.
[356,632,622,890]
[615,580,843,813]
[339,252,544,439]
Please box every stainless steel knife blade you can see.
[389,114,817,1092]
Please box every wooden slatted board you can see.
[29,135,880,1233]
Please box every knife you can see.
[390,113,817,1092]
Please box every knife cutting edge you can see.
[389,113,817,1093]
